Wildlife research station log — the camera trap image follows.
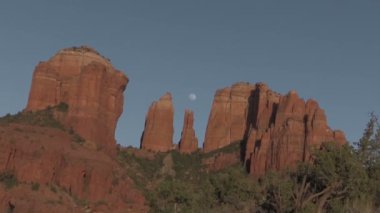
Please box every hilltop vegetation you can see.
[118,114,380,213]
[0,106,147,213]
[0,102,68,129]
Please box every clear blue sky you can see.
[0,1,379,147]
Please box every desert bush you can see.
[0,109,64,130]
[0,171,18,189]
[31,182,40,191]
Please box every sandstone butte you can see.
[26,46,128,150]
[140,92,174,152]
[178,109,198,154]
[203,82,346,176]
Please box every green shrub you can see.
[0,103,70,129]
[31,182,40,191]
[118,150,163,179]
[73,196,88,207]
[72,133,85,145]
[56,102,69,112]
[171,151,202,180]
[50,185,57,193]
[0,171,18,189]
[0,109,64,130]
[202,140,242,158]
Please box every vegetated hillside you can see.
[0,106,147,213]
[119,114,380,213]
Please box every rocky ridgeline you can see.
[139,82,346,177]
[24,46,346,176]
[203,82,346,176]
[0,46,348,212]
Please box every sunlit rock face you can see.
[0,123,148,213]
[140,93,174,152]
[203,82,346,176]
[203,82,255,152]
[178,110,198,154]
[26,46,128,149]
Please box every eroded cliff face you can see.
[0,123,147,213]
[140,93,174,152]
[178,110,198,154]
[26,46,128,149]
[204,82,346,176]
[203,82,255,152]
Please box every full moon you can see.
[188,93,197,101]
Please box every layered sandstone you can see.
[0,123,147,213]
[203,82,346,176]
[26,46,128,149]
[203,82,255,152]
[178,110,198,154]
[246,89,346,176]
[140,93,174,152]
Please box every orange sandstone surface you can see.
[178,110,198,154]
[140,93,174,152]
[26,46,128,150]
[203,82,346,176]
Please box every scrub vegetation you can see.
[118,113,380,213]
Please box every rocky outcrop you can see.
[0,123,147,213]
[203,82,255,152]
[246,89,346,177]
[140,93,174,152]
[178,110,198,154]
[203,82,346,176]
[26,46,128,150]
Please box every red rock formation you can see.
[140,93,174,152]
[178,110,198,154]
[0,123,147,213]
[26,46,128,150]
[246,89,346,176]
[204,82,346,176]
[203,82,255,152]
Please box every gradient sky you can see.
[0,1,379,147]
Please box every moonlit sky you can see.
[0,1,379,147]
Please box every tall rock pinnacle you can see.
[140,92,174,152]
[26,46,128,149]
[178,110,198,154]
